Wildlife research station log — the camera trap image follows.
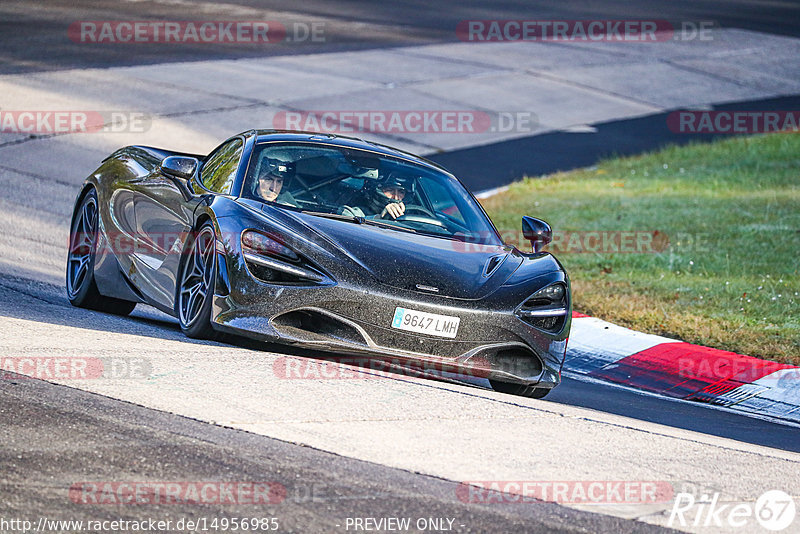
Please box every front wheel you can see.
[176,223,219,339]
[66,188,136,315]
[490,379,551,399]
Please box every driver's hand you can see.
[381,202,405,220]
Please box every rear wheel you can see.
[176,223,219,339]
[490,379,551,399]
[66,188,137,315]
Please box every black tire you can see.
[490,379,551,399]
[66,188,137,315]
[176,222,220,340]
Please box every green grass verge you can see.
[481,133,800,365]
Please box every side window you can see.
[200,138,244,194]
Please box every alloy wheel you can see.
[179,226,215,326]
[67,194,98,298]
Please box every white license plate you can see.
[391,307,460,339]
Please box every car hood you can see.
[273,208,525,299]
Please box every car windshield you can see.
[243,142,502,245]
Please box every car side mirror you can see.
[521,216,552,253]
[159,156,198,180]
[159,156,199,201]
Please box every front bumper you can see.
[211,255,570,389]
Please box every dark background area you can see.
[2,0,800,74]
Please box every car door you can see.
[131,138,244,310]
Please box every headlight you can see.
[536,283,565,301]
[241,230,324,284]
[242,230,298,262]
[516,283,568,332]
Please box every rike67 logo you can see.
[669,490,796,531]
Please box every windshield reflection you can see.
[243,142,501,245]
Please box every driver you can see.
[256,157,297,207]
[341,172,410,220]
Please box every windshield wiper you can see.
[362,218,417,233]
[300,210,366,224]
[300,210,417,234]
[300,210,418,234]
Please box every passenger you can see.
[341,173,410,220]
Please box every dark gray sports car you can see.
[66,130,570,397]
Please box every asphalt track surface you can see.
[1,363,666,534]
[4,1,799,193]
[2,0,800,75]
[4,273,799,455]
[0,275,800,452]
[1,275,680,532]
[0,272,798,531]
